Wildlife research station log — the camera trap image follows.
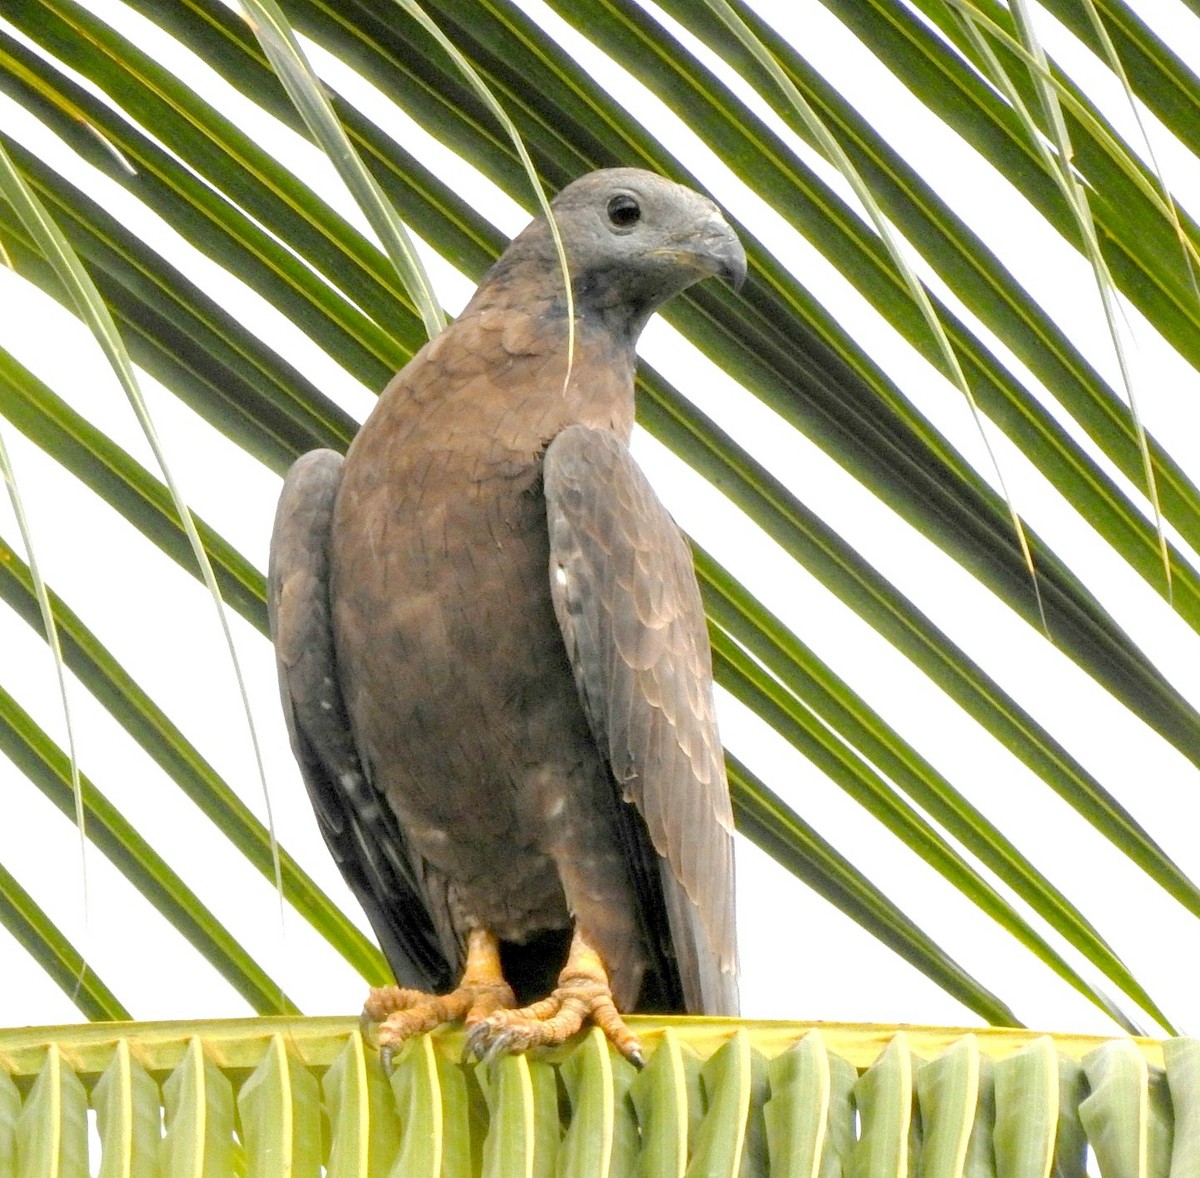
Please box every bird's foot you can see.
[364,928,515,1072]
[464,953,643,1068]
[365,978,516,1072]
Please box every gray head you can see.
[477,168,747,341]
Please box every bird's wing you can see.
[544,425,738,1015]
[268,449,452,992]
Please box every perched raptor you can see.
[268,168,745,1064]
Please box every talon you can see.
[464,1020,492,1063]
[361,929,515,1069]
[483,1026,519,1065]
[363,928,641,1068]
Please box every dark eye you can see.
[606,194,641,228]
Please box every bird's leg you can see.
[364,927,516,1068]
[465,928,644,1067]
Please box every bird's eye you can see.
[606,194,641,228]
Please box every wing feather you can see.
[268,449,452,992]
[544,425,738,1014]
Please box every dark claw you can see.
[482,1027,520,1066]
[628,1046,645,1069]
[463,1020,493,1064]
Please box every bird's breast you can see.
[323,313,641,943]
[329,385,598,856]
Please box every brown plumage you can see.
[269,168,744,1061]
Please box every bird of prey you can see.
[268,167,744,1065]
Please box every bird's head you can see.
[480,168,747,343]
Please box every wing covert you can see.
[544,425,738,1014]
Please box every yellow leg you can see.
[464,929,643,1066]
[364,928,515,1069]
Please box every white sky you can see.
[3,0,1200,1043]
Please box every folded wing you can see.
[267,448,451,992]
[544,425,738,1015]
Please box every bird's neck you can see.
[364,302,638,465]
[466,256,651,369]
[455,280,641,441]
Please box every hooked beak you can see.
[709,231,748,290]
[680,211,747,290]
[700,212,748,290]
[651,210,748,292]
